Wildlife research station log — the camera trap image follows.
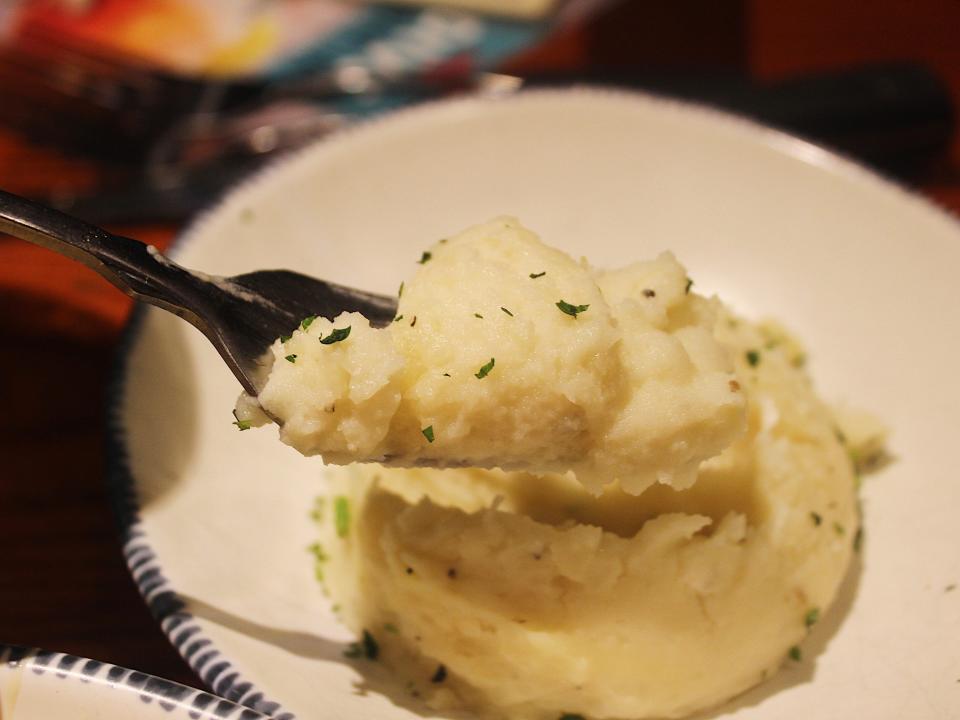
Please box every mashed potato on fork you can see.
[240,217,746,495]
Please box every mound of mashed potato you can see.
[238,217,746,494]
[316,311,863,720]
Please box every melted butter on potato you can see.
[242,217,746,495]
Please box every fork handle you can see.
[0,188,204,322]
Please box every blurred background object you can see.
[0,0,955,222]
[0,0,958,690]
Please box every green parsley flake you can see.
[474,313,484,319]
[398,281,404,297]
[334,496,350,538]
[804,607,820,628]
[853,527,864,552]
[285,354,297,363]
[501,307,514,317]
[685,278,694,294]
[362,630,379,659]
[301,315,317,330]
[418,251,432,264]
[320,326,351,345]
[422,425,435,443]
[280,334,291,344]
[231,409,251,431]
[431,664,448,683]
[746,349,761,367]
[810,511,823,526]
[788,645,802,662]
[393,315,404,323]
[556,300,590,318]
[833,522,845,536]
[475,358,495,379]
[308,542,328,561]
[384,622,400,635]
[529,271,546,279]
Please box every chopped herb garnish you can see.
[362,630,379,659]
[501,306,514,317]
[475,358,495,379]
[556,300,590,318]
[835,428,847,444]
[474,313,484,319]
[285,354,297,363]
[792,353,807,368]
[685,278,693,294]
[418,251,432,264]
[320,326,351,345]
[642,288,656,298]
[301,315,317,330]
[810,511,823,526]
[422,425,435,443]
[334,496,350,538]
[833,522,845,536]
[393,315,404,323]
[853,527,863,552]
[804,607,820,628]
[442,372,451,377]
[788,645,802,662]
[746,349,761,367]
[410,315,417,327]
[309,497,325,522]
[308,542,328,561]
[398,281,404,297]
[384,622,400,635]
[529,271,546,279]
[280,334,292,344]
[431,664,448,683]
[231,409,251,431]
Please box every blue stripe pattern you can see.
[105,309,295,720]
[0,644,269,720]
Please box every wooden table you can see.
[1,0,959,693]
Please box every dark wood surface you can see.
[1,0,958,695]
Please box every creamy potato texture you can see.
[317,312,864,720]
[241,217,746,494]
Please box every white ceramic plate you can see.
[111,89,960,720]
[0,645,268,719]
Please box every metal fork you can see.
[0,189,397,395]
